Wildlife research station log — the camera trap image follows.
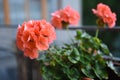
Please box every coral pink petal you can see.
[24,48,38,59]
[36,35,49,50]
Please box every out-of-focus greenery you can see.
[83,0,120,26]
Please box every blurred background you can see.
[0,0,120,80]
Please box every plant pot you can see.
[82,77,93,80]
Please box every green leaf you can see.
[94,54,106,65]
[81,67,94,78]
[63,67,80,80]
[100,43,110,55]
[75,30,82,39]
[93,60,108,79]
[93,37,101,45]
[68,48,80,63]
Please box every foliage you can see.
[38,30,114,80]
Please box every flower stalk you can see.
[95,28,99,38]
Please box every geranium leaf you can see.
[100,43,110,55]
[68,48,80,63]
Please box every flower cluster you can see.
[51,6,80,29]
[16,3,118,80]
[92,3,116,28]
[16,20,56,59]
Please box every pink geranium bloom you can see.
[51,16,62,29]
[61,6,80,25]
[92,3,117,28]
[51,6,80,29]
[16,20,56,59]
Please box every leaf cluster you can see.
[38,30,114,80]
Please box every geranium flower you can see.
[92,3,117,28]
[51,6,80,29]
[16,20,56,59]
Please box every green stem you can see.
[95,28,99,38]
[66,27,71,38]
